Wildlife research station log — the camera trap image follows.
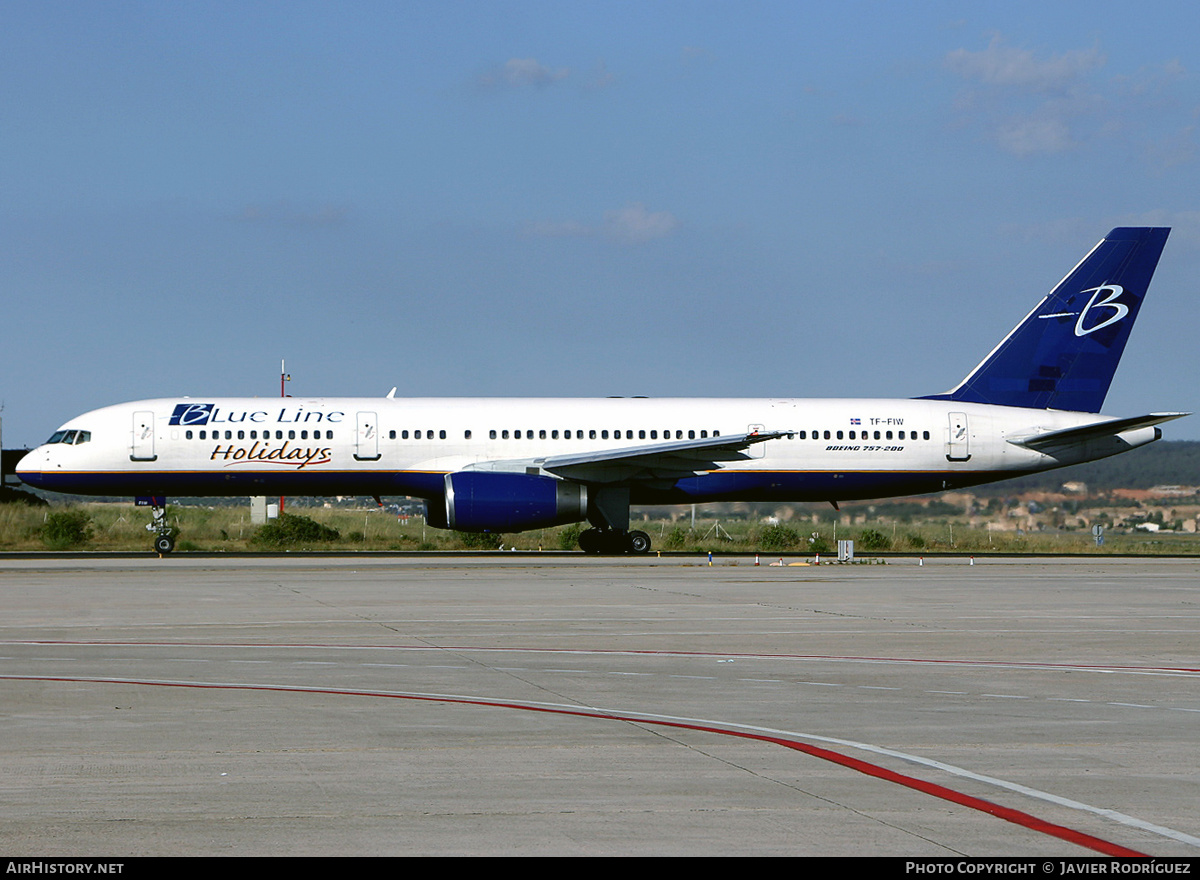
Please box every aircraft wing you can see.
[1007,412,1190,450]
[464,430,794,485]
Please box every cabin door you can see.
[946,412,971,461]
[131,411,156,461]
[355,411,381,461]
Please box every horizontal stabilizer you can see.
[1007,412,1189,450]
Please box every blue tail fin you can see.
[923,227,1170,413]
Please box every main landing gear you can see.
[576,487,651,554]
[139,497,175,554]
[578,527,652,555]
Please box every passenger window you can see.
[490,430,497,439]
[186,430,193,440]
[464,430,472,439]
[539,430,547,439]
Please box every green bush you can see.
[558,522,585,550]
[252,513,340,547]
[662,526,689,550]
[757,523,800,551]
[41,510,93,549]
[456,530,504,549]
[857,528,892,551]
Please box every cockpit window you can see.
[45,430,91,445]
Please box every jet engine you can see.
[424,472,588,533]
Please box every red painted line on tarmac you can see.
[1,673,1148,857]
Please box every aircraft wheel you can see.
[578,528,602,554]
[601,531,630,554]
[154,534,175,555]
[628,530,651,554]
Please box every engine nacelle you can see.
[424,472,588,533]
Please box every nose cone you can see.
[14,447,49,488]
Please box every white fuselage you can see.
[15,396,1159,505]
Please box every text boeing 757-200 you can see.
[17,227,1187,554]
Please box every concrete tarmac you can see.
[0,554,1198,857]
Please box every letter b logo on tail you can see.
[1075,284,1129,337]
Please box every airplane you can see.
[17,227,1187,555]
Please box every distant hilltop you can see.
[968,440,1200,497]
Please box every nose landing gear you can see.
[138,496,175,555]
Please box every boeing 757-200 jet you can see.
[18,227,1186,553]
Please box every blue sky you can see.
[3,1,1199,446]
